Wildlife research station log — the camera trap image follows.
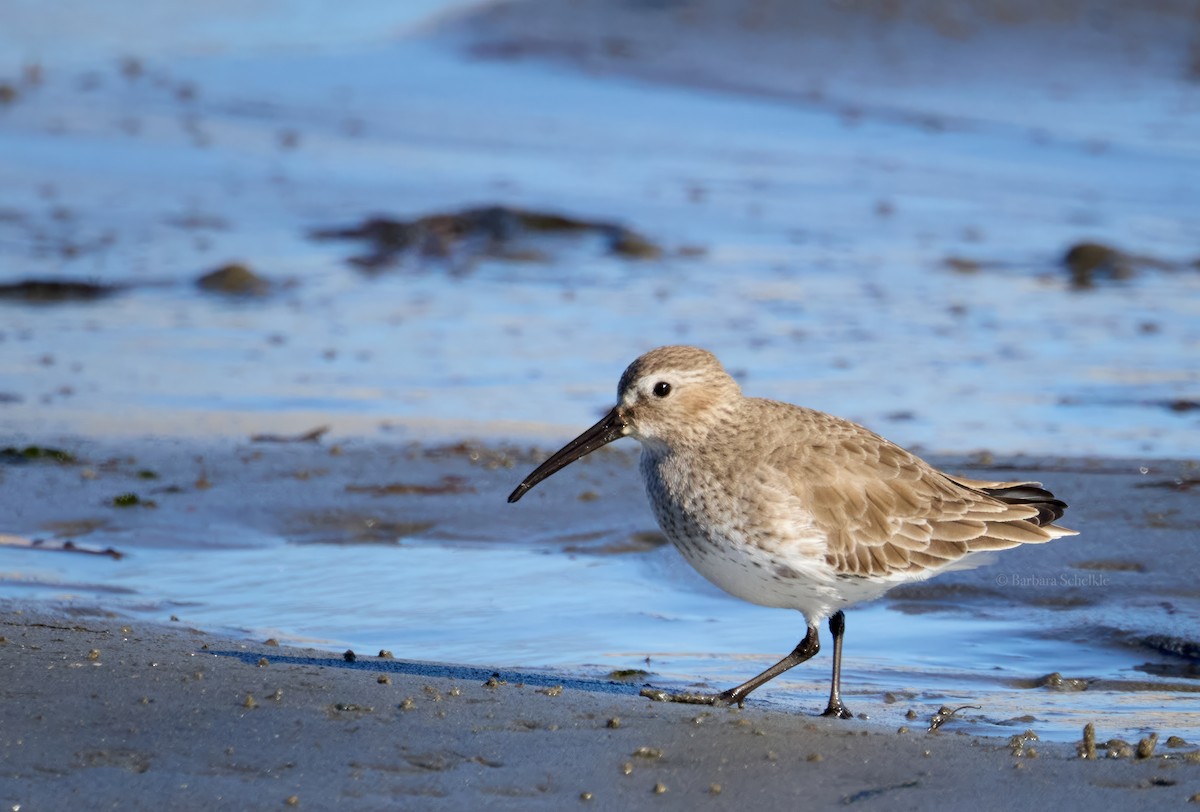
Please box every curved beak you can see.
[508,407,627,503]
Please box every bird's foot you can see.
[821,701,854,720]
[639,687,743,707]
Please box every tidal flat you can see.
[1,0,1198,806]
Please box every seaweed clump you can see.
[311,205,662,272]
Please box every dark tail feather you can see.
[980,484,1068,526]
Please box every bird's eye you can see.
[653,381,672,398]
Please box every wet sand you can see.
[2,1,1197,456]
[442,0,1200,151]
[2,438,1199,807]
[3,603,1198,809]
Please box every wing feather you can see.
[754,401,1078,579]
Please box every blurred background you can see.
[1,0,1197,456]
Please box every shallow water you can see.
[2,441,1197,744]
[5,525,1195,743]
[1,1,1199,746]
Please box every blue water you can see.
[0,11,1197,455]
[4,526,1192,742]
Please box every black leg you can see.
[714,623,821,708]
[641,624,821,707]
[642,620,840,711]
[822,610,853,718]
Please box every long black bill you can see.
[507,407,627,503]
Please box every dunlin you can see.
[508,346,1077,716]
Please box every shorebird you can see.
[508,346,1077,716]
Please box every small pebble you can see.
[709,783,722,795]
[270,689,283,701]
[632,747,663,759]
[243,694,258,709]
[1137,732,1159,760]
[87,649,100,661]
[264,638,279,647]
[620,762,633,776]
[377,675,391,685]
[399,698,416,710]
[1106,739,1134,759]
[196,262,269,295]
[807,753,823,763]
[333,702,372,713]
[343,649,356,662]
[606,717,621,729]
[378,650,393,659]
[538,685,563,697]
[285,795,299,806]
[579,791,593,802]
[652,782,667,794]
[257,658,269,667]
[897,726,909,734]
[905,709,918,721]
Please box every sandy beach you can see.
[3,598,1198,810]
[3,604,1198,810]
[3,438,1200,808]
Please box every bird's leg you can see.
[642,623,820,708]
[822,610,853,719]
[718,623,821,707]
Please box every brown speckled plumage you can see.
[510,345,1077,713]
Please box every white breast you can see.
[639,447,883,621]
